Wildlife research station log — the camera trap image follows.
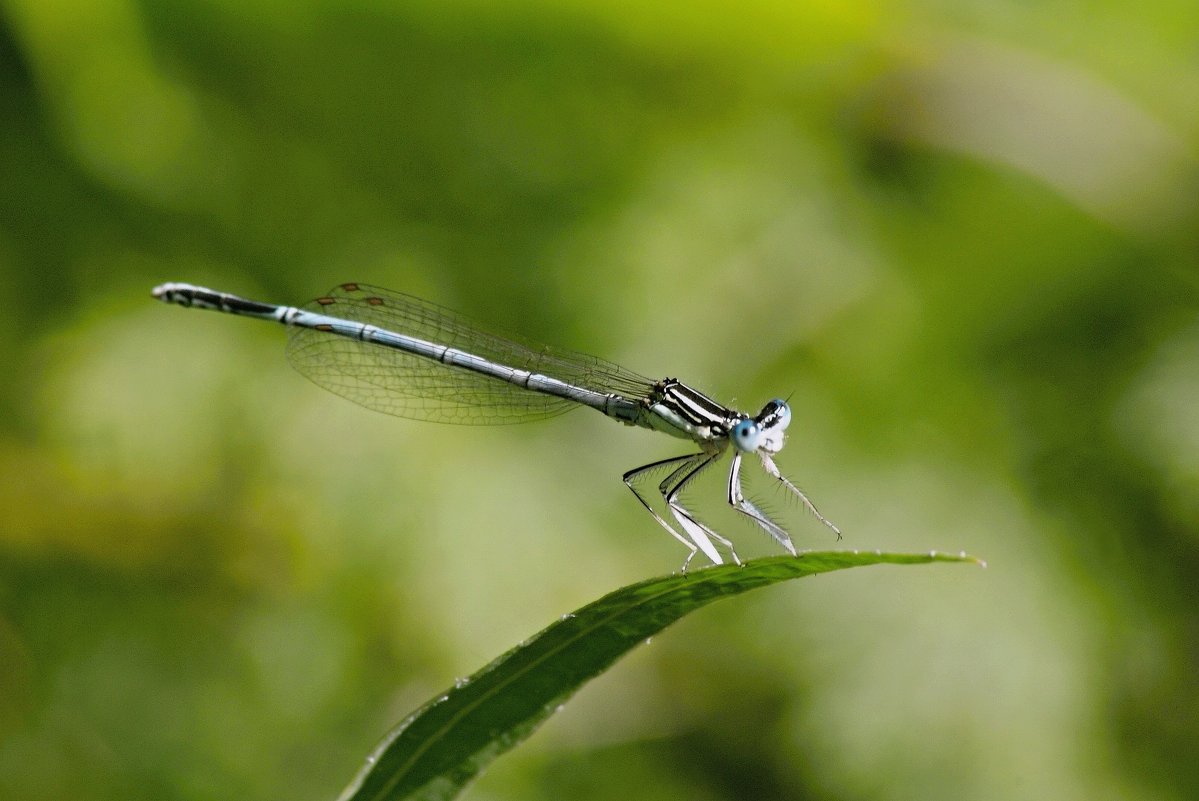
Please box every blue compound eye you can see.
[769,400,792,431]
[731,418,761,452]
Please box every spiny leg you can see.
[624,454,711,569]
[726,453,797,555]
[759,453,841,539]
[662,453,742,567]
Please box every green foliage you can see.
[341,553,979,801]
[2,2,1197,801]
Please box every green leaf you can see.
[338,550,982,801]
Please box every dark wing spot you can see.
[340,282,360,292]
[366,296,385,306]
[316,296,336,306]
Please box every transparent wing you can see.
[285,283,656,425]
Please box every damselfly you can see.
[152,282,839,567]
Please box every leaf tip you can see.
[927,549,987,568]
[948,549,987,568]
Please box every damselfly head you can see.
[731,400,792,454]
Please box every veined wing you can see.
[285,283,656,425]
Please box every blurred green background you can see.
[2,1,1197,799]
